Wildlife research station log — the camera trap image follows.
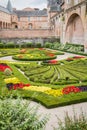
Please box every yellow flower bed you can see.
[23,86,51,92]
[0,60,30,64]
[4,77,20,84]
[45,89,63,97]
[23,86,63,97]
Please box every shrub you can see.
[0,98,49,130]
[5,42,15,48]
[21,43,27,48]
[0,43,4,48]
[44,42,52,48]
[4,68,12,76]
[55,110,87,130]
[26,42,33,48]
[36,43,42,48]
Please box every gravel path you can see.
[0,53,87,130]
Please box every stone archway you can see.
[65,13,84,44]
[12,22,18,29]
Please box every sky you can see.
[0,0,47,10]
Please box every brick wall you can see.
[0,29,54,38]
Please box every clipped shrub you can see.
[4,68,12,76]
[5,42,15,48]
[44,42,52,48]
[36,43,42,48]
[26,42,33,48]
[0,43,4,48]
[0,98,49,130]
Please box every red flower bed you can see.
[0,63,12,72]
[73,56,85,59]
[47,53,55,57]
[6,83,30,90]
[49,60,58,64]
[62,86,81,94]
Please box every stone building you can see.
[0,0,87,52]
[0,0,48,30]
[48,0,87,52]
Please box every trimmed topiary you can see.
[4,68,12,76]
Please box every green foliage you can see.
[5,42,15,48]
[44,42,53,48]
[20,59,87,85]
[0,98,49,130]
[26,42,32,47]
[0,43,4,48]
[55,110,87,130]
[36,43,42,48]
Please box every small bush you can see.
[44,42,52,48]
[26,42,33,48]
[36,43,42,48]
[0,98,49,130]
[5,42,15,48]
[4,68,12,76]
[0,43,4,48]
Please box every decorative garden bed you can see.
[0,48,64,61]
[0,48,87,108]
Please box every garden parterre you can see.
[0,48,87,108]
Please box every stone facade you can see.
[0,0,87,52]
[48,0,87,52]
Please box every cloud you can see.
[0,0,47,9]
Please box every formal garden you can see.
[0,42,87,109]
[0,42,87,129]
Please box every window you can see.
[29,23,32,29]
[28,17,30,21]
[18,17,20,21]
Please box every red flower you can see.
[62,86,81,94]
[0,63,12,72]
[49,60,58,64]
[73,56,85,59]
[10,83,30,90]
[47,53,55,57]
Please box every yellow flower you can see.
[4,77,20,84]
[23,86,51,92]
[45,89,63,97]
[23,86,63,97]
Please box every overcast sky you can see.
[0,0,47,10]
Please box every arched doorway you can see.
[65,13,84,44]
[12,22,18,29]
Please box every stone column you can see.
[2,22,4,29]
